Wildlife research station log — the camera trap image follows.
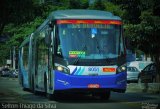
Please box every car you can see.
[9,69,18,78]
[1,68,10,77]
[0,67,2,76]
[127,61,152,72]
[138,63,157,83]
[127,66,140,82]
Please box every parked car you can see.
[127,61,152,72]
[9,69,18,78]
[138,63,157,83]
[1,68,10,77]
[127,66,140,82]
[0,68,2,76]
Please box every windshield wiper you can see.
[72,44,87,65]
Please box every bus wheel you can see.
[99,90,111,100]
[31,76,38,95]
[23,87,28,91]
[33,82,39,95]
[47,93,54,100]
[22,77,28,91]
[44,74,53,100]
[44,74,48,95]
[46,89,58,100]
[44,74,57,100]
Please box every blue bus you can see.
[19,10,127,100]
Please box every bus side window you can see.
[45,27,51,46]
[37,26,49,74]
[22,43,29,72]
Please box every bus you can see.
[19,9,127,100]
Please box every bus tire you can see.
[44,73,57,100]
[23,87,28,91]
[31,75,34,92]
[22,77,27,91]
[99,90,111,100]
[44,73,47,94]
[31,75,37,95]
[33,84,38,95]
[44,74,51,99]
[47,94,54,100]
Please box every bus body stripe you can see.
[78,67,85,75]
[75,67,81,75]
[71,67,77,75]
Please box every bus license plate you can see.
[88,84,100,88]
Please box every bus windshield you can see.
[56,20,122,60]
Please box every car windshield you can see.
[56,20,122,60]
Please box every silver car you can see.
[127,66,140,82]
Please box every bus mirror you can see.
[49,21,54,28]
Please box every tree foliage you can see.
[123,0,160,77]
[68,0,89,9]
[89,0,105,10]
[0,0,37,34]
[124,0,160,57]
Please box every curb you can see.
[0,77,18,81]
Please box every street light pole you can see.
[13,46,15,69]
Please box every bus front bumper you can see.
[53,71,127,93]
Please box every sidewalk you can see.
[127,83,160,93]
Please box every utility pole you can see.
[13,46,16,69]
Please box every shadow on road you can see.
[0,77,158,104]
[47,92,156,103]
[55,93,114,103]
[10,89,157,103]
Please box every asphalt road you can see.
[0,77,159,109]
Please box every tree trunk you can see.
[0,23,5,35]
[155,54,160,82]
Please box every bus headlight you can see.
[55,63,70,74]
[116,64,127,74]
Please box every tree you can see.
[89,0,105,10]
[111,0,141,24]
[103,1,124,17]
[68,0,89,9]
[124,11,160,81]
[0,17,44,65]
[0,0,36,35]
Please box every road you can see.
[0,77,159,109]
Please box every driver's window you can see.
[144,65,150,71]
